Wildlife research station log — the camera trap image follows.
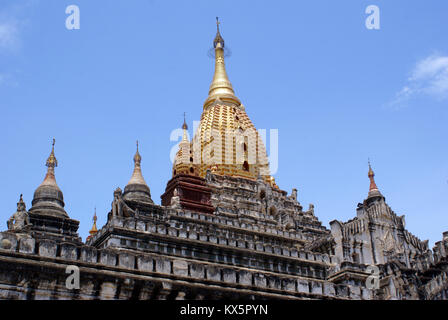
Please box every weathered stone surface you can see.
[254,274,267,288]
[323,283,336,296]
[172,259,188,277]
[297,280,309,293]
[0,233,17,251]
[190,263,205,279]
[311,282,323,295]
[155,258,171,274]
[118,252,135,269]
[80,246,97,263]
[223,269,236,283]
[282,278,296,292]
[206,266,221,281]
[19,237,35,254]
[38,239,57,258]
[60,243,77,260]
[100,282,117,300]
[100,250,117,266]
[137,255,153,272]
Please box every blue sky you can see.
[0,0,447,245]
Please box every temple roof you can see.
[123,141,153,203]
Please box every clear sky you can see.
[0,0,447,245]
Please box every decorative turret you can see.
[173,113,194,176]
[29,139,68,218]
[367,160,383,199]
[123,141,153,203]
[24,139,81,243]
[86,208,98,241]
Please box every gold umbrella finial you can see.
[46,138,58,168]
[87,207,98,240]
[182,112,188,130]
[134,140,141,165]
[205,17,240,109]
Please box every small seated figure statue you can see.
[111,187,135,218]
[7,194,31,232]
[307,203,315,216]
[170,188,181,209]
[290,188,298,201]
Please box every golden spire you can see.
[134,140,142,165]
[368,159,379,192]
[367,160,383,199]
[46,138,58,168]
[182,112,188,141]
[204,17,240,109]
[89,207,98,235]
[127,140,147,186]
[86,207,98,241]
[40,138,59,187]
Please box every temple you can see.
[0,20,447,300]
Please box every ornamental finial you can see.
[46,138,58,168]
[182,112,188,130]
[87,207,98,240]
[134,140,141,165]
[213,17,225,49]
[368,159,378,192]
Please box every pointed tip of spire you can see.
[213,17,225,48]
[368,159,374,178]
[123,141,153,203]
[46,138,58,168]
[182,112,188,130]
[367,160,382,199]
[134,140,142,164]
[127,141,147,186]
[40,138,60,188]
[88,207,98,237]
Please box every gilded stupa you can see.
[173,18,272,184]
